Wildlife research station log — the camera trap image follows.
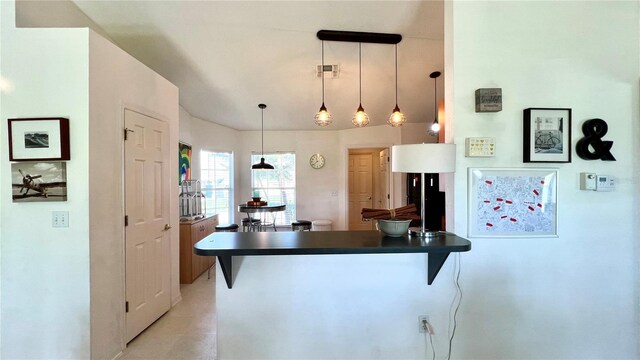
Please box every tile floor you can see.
[121,269,217,360]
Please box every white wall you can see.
[448,1,639,359]
[1,3,91,358]
[88,31,179,360]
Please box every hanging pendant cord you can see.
[395,44,398,104]
[321,41,325,104]
[359,42,362,105]
[261,108,264,156]
[434,76,437,113]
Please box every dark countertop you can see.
[194,231,471,288]
[194,230,470,256]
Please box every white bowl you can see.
[377,219,411,237]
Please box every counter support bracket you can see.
[427,252,450,285]
[217,255,233,289]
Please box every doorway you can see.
[347,147,390,230]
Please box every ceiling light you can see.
[388,44,406,127]
[428,71,441,136]
[252,104,274,170]
[352,42,369,127]
[314,40,332,127]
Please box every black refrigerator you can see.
[406,173,445,231]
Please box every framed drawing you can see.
[8,118,70,161]
[179,142,192,183]
[11,161,67,202]
[523,108,571,163]
[468,168,558,238]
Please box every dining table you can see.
[238,203,286,231]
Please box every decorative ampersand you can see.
[575,118,616,161]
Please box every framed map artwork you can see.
[468,168,558,238]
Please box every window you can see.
[251,152,296,226]
[201,150,233,224]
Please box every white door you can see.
[348,153,373,230]
[378,149,390,209]
[124,109,171,343]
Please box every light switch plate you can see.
[52,211,69,228]
[465,137,495,157]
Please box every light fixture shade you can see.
[388,104,406,127]
[391,143,456,173]
[252,103,274,170]
[252,157,275,170]
[352,104,370,127]
[314,103,332,126]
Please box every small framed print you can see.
[523,108,571,163]
[8,118,70,161]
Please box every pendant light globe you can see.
[352,42,369,128]
[427,71,441,137]
[387,44,406,127]
[352,103,370,127]
[388,105,406,127]
[314,103,332,127]
[314,40,332,127]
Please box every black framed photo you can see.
[8,118,70,161]
[523,108,571,163]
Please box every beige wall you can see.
[89,31,179,360]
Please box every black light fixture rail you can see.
[317,30,402,44]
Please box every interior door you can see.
[378,149,390,209]
[124,109,171,343]
[348,153,373,230]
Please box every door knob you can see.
[164,224,172,231]
[368,196,372,200]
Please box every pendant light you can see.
[252,103,274,170]
[388,44,406,127]
[427,71,441,136]
[352,42,369,127]
[314,41,332,127]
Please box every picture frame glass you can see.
[468,168,558,238]
[524,108,571,163]
[8,118,69,161]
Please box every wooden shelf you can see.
[194,230,471,289]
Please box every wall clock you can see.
[309,154,325,169]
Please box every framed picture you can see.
[523,108,571,163]
[11,161,67,202]
[179,142,192,183]
[8,118,70,161]
[468,168,558,238]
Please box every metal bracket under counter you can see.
[194,231,471,289]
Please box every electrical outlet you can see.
[418,315,429,334]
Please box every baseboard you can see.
[171,294,183,307]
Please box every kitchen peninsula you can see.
[194,231,471,359]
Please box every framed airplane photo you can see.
[8,118,70,161]
[11,161,68,202]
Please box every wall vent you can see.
[316,64,340,78]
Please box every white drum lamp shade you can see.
[391,143,456,173]
[391,143,456,237]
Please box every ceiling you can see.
[20,1,445,130]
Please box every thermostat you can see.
[465,137,495,157]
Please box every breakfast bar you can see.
[194,230,471,288]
